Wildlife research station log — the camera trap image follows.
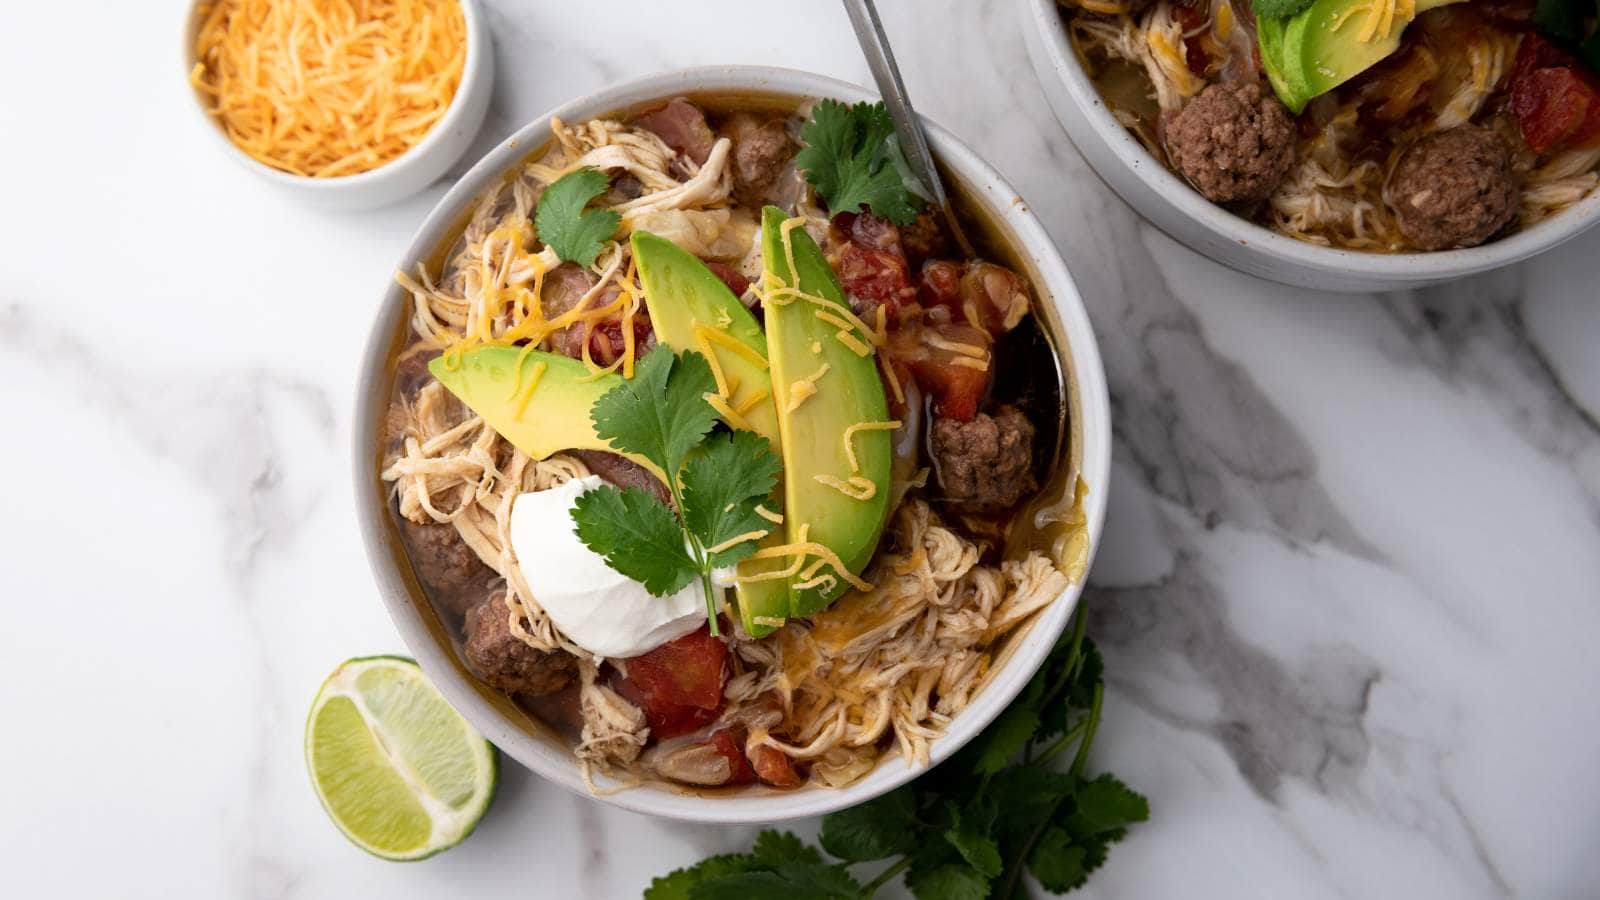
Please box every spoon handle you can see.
[840,0,976,257]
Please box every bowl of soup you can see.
[1020,0,1600,291]
[354,66,1112,822]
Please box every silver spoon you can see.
[840,0,977,258]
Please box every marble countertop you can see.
[4,1,1598,897]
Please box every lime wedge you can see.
[305,656,497,860]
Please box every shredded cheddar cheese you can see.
[755,505,784,525]
[706,529,770,555]
[815,474,878,501]
[843,421,902,474]
[191,0,467,178]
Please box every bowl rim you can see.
[180,0,488,190]
[353,65,1113,823]
[1021,0,1600,281]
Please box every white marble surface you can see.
[3,1,1598,897]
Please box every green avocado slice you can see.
[1265,0,1463,113]
[631,231,780,445]
[760,206,893,618]
[630,230,791,636]
[427,348,665,482]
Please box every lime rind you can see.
[305,656,498,861]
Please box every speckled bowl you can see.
[354,66,1112,823]
[1019,0,1600,292]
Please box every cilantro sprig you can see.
[796,100,927,226]
[571,346,781,635]
[535,167,622,268]
[643,612,1149,898]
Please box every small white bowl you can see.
[181,0,494,209]
[353,67,1113,823]
[1019,0,1600,292]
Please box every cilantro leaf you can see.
[796,100,924,226]
[1251,0,1315,18]
[534,167,621,267]
[644,853,765,900]
[570,485,697,596]
[819,785,919,862]
[679,430,782,569]
[944,800,1002,879]
[591,347,718,478]
[1027,827,1091,893]
[971,699,1041,774]
[1060,774,1150,837]
[907,863,990,900]
[690,863,861,900]
[752,831,822,866]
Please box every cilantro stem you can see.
[1069,681,1104,779]
[664,475,720,637]
[1030,717,1089,769]
[859,857,911,897]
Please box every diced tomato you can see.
[918,259,963,310]
[833,240,916,318]
[909,357,990,421]
[613,626,727,739]
[958,262,1030,334]
[585,314,655,367]
[891,321,993,422]
[702,260,751,297]
[1509,35,1600,155]
[750,744,803,788]
[1172,3,1212,79]
[709,729,759,786]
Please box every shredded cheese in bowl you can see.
[190,0,467,178]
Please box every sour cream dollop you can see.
[508,476,707,658]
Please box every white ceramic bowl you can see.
[1019,0,1600,292]
[354,66,1112,823]
[181,0,494,209]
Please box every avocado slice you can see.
[427,347,665,482]
[631,231,781,445]
[760,206,893,617]
[1256,17,1302,113]
[630,230,791,636]
[1266,0,1463,113]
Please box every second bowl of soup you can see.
[1021,0,1600,290]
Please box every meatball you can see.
[723,113,794,204]
[463,593,577,697]
[398,518,496,616]
[930,406,1038,508]
[1164,81,1295,204]
[572,449,672,506]
[1384,126,1518,250]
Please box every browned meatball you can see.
[572,449,672,507]
[398,518,496,616]
[1165,82,1295,204]
[463,593,577,697]
[931,406,1038,508]
[724,113,794,204]
[1384,126,1518,250]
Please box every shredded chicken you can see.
[722,500,1072,781]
